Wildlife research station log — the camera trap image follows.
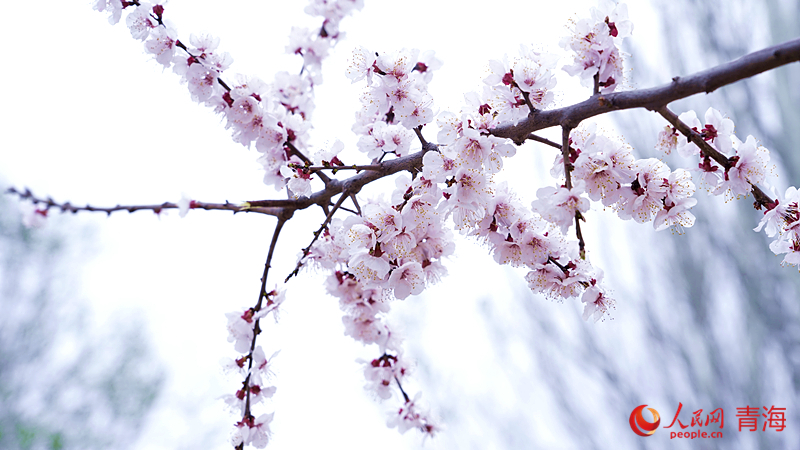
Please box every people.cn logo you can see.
[630,405,661,436]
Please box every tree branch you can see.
[5,187,287,217]
[491,37,800,141]
[241,215,290,426]
[246,147,432,212]
[526,133,562,150]
[656,106,775,208]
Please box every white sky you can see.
[0,1,692,449]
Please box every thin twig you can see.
[574,213,586,260]
[5,187,286,217]
[394,376,410,403]
[527,133,562,150]
[560,127,587,258]
[285,192,350,282]
[241,215,290,425]
[413,125,428,147]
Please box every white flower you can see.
[226,309,255,354]
[126,5,156,40]
[560,1,631,93]
[177,192,194,218]
[232,413,274,449]
[531,181,590,234]
[186,64,219,103]
[21,202,48,228]
[346,46,377,85]
[145,26,177,67]
[581,278,614,322]
[702,107,735,154]
[654,197,698,233]
[388,261,425,299]
[719,135,770,197]
[656,126,678,154]
[617,158,670,223]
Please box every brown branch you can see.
[491,37,800,141]
[592,72,600,96]
[657,106,775,208]
[247,147,431,212]
[561,127,574,190]
[8,144,434,222]
[5,187,286,217]
[574,212,586,260]
[241,215,290,427]
[560,127,587,259]
[527,133,562,150]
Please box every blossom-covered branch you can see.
[229,217,289,449]
[491,37,800,142]
[656,107,774,207]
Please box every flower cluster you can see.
[348,47,441,157]
[548,124,698,233]
[222,289,285,448]
[433,99,615,320]
[755,187,800,268]
[560,0,632,93]
[93,0,363,195]
[483,45,559,123]
[659,108,771,199]
[653,107,799,267]
[305,179,447,435]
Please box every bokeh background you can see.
[1,0,798,448]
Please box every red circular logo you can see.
[629,405,661,436]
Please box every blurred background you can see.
[1,0,798,449]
